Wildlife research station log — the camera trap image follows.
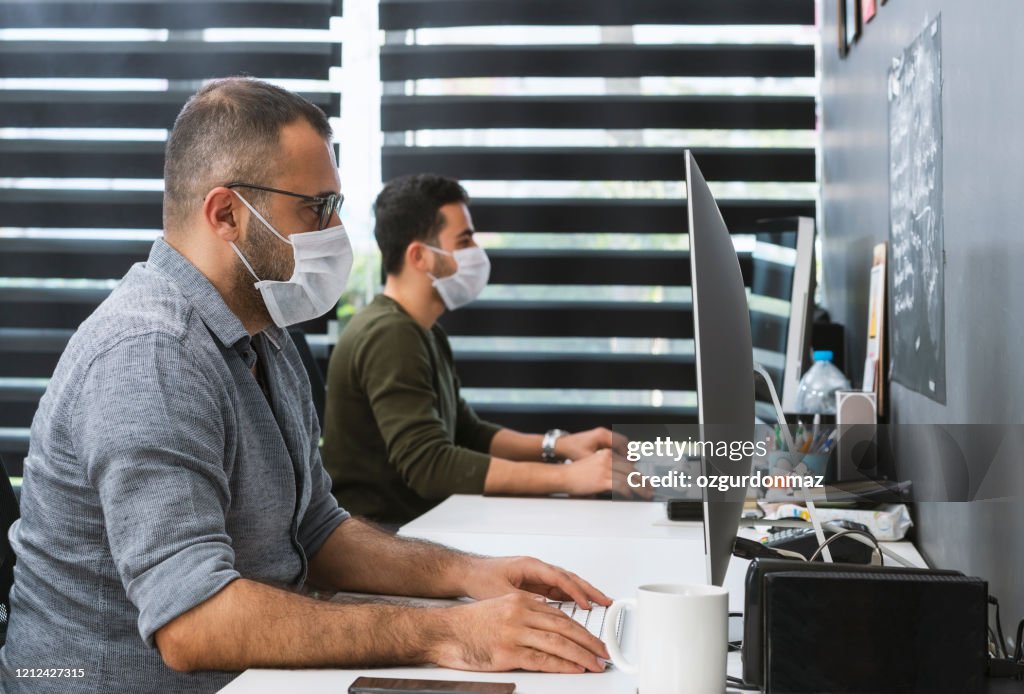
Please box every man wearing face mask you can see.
[322,175,645,527]
[0,79,614,693]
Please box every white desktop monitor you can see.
[778,218,816,413]
[747,217,817,418]
[685,151,755,587]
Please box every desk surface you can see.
[222,495,926,693]
[221,654,747,694]
[403,495,703,540]
[397,496,924,608]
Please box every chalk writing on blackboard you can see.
[888,16,946,403]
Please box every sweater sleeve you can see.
[453,390,502,455]
[354,318,491,499]
[436,330,502,454]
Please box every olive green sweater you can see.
[322,294,501,524]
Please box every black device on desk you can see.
[666,500,704,521]
[349,677,515,694]
[741,558,987,693]
[763,519,876,563]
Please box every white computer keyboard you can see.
[549,600,625,644]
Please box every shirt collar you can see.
[147,237,286,352]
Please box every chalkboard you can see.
[888,16,946,404]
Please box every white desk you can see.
[397,496,923,608]
[402,495,926,573]
[221,496,926,693]
[220,660,724,694]
[399,495,733,607]
[404,495,703,540]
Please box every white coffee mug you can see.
[602,583,728,694]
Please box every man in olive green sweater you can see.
[322,174,641,525]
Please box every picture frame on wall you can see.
[863,0,877,23]
[846,0,861,47]
[862,243,888,415]
[838,0,849,57]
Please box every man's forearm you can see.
[156,578,449,672]
[489,428,544,461]
[483,458,567,496]
[307,518,478,598]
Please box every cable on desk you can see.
[984,597,1024,680]
[820,520,920,567]
[732,536,806,562]
[989,596,1009,659]
[990,627,1004,658]
[809,528,882,563]
[1015,618,1023,663]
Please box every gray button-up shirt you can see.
[0,238,349,693]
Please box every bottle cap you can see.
[812,350,834,362]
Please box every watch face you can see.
[543,430,565,461]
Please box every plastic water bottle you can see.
[794,350,851,414]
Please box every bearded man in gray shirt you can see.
[0,78,609,693]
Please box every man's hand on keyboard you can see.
[461,555,611,608]
[429,592,609,674]
[560,449,655,500]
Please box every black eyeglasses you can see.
[225,182,344,231]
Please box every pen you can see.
[810,428,828,452]
[819,434,836,454]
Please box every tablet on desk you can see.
[349,677,515,694]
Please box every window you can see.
[0,1,343,475]
[376,0,818,431]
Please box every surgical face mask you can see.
[425,244,490,310]
[231,191,353,328]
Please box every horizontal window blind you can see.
[378,0,818,432]
[0,0,343,475]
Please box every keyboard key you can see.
[548,601,620,641]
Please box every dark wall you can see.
[821,1,1024,620]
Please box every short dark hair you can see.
[374,174,470,276]
[163,77,332,233]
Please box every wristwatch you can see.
[542,429,568,463]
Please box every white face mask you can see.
[425,245,490,310]
[230,191,353,328]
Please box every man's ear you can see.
[203,187,244,242]
[405,241,431,273]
